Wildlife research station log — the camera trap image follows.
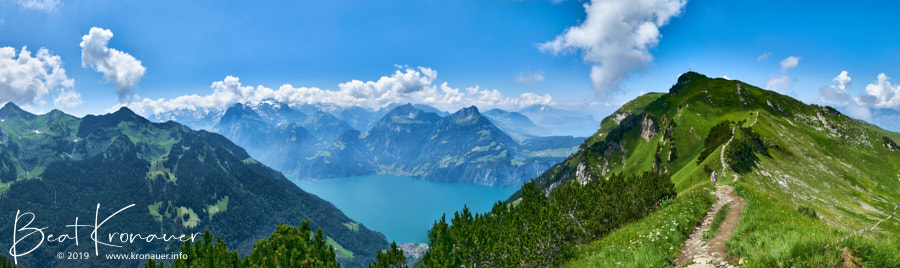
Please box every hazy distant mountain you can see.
[0,103,388,267]
[867,107,900,132]
[302,111,355,145]
[301,105,569,186]
[384,103,450,117]
[147,107,224,131]
[519,104,600,137]
[212,102,358,175]
[483,108,549,141]
[339,106,383,132]
[213,103,319,173]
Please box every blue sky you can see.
[1,0,899,129]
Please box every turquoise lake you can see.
[297,174,518,244]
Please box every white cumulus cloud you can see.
[820,71,853,106]
[819,71,869,120]
[119,66,554,116]
[539,0,686,99]
[833,70,851,90]
[80,27,146,102]
[817,71,900,129]
[0,46,77,108]
[863,73,900,110]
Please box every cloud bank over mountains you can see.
[118,66,554,116]
[820,71,900,124]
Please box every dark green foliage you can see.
[883,136,899,150]
[0,255,19,268]
[145,221,338,268]
[823,106,842,116]
[697,121,733,164]
[368,242,406,268]
[244,222,339,267]
[147,231,240,268]
[422,171,675,267]
[725,127,769,174]
[798,205,818,219]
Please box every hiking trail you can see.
[675,185,746,267]
[677,114,754,267]
[719,126,737,177]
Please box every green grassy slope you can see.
[515,72,900,266]
[566,186,714,267]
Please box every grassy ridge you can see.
[565,185,714,267]
[466,72,900,267]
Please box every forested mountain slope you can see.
[0,104,388,267]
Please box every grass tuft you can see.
[703,203,730,240]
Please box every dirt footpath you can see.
[675,185,746,268]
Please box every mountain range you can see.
[482,108,549,141]
[298,104,577,186]
[172,101,582,187]
[518,104,601,137]
[0,103,387,267]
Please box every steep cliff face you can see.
[640,114,658,141]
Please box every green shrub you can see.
[145,221,339,268]
[697,121,733,164]
[797,205,817,219]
